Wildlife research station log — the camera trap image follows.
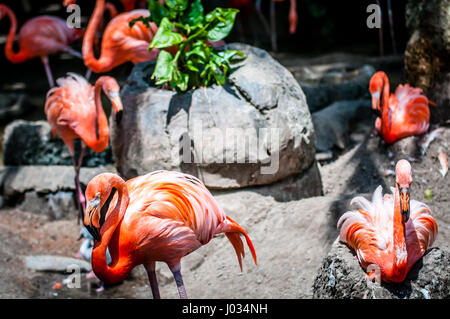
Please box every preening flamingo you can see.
[83,0,159,73]
[44,73,123,220]
[0,4,83,88]
[83,170,257,298]
[369,71,434,144]
[338,159,438,283]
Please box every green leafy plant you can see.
[131,0,245,92]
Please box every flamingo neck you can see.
[379,73,392,139]
[392,183,408,281]
[3,7,28,63]
[91,177,132,284]
[88,78,111,152]
[82,0,113,72]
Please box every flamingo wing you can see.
[45,73,96,141]
[405,199,438,270]
[390,84,431,138]
[338,186,394,269]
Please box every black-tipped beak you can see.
[116,110,123,125]
[86,224,101,242]
[399,187,410,223]
[371,107,382,118]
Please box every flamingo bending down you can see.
[0,4,83,88]
[83,170,257,298]
[369,71,434,144]
[83,0,159,73]
[338,160,438,283]
[44,73,123,220]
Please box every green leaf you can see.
[217,49,245,62]
[185,41,209,61]
[205,8,239,41]
[176,72,189,91]
[153,50,176,84]
[165,0,189,12]
[150,18,184,49]
[147,0,169,25]
[182,0,204,26]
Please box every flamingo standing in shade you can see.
[83,170,257,298]
[0,4,83,88]
[338,159,438,283]
[83,0,159,73]
[45,73,123,220]
[369,71,434,144]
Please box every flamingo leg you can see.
[66,48,83,59]
[269,0,277,52]
[144,263,161,299]
[85,69,92,81]
[170,263,187,299]
[386,0,397,54]
[72,142,86,222]
[41,55,55,88]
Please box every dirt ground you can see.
[0,52,448,299]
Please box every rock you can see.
[312,100,372,152]
[312,241,450,299]
[23,255,92,273]
[0,165,115,219]
[212,160,323,201]
[404,0,450,123]
[291,64,375,113]
[0,93,30,123]
[2,120,114,167]
[110,43,319,194]
[389,136,421,159]
[0,165,114,197]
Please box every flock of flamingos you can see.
[0,0,440,298]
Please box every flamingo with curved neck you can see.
[0,4,83,87]
[338,159,438,283]
[45,73,123,220]
[84,170,257,298]
[82,0,158,73]
[369,71,433,144]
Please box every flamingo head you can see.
[84,191,102,242]
[369,71,386,116]
[84,173,125,242]
[395,159,412,223]
[98,76,123,125]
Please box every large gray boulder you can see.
[3,120,113,167]
[313,241,450,299]
[110,43,320,195]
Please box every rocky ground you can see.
[0,52,448,299]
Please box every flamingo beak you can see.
[399,186,410,223]
[108,91,123,125]
[371,91,382,117]
[84,194,102,242]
